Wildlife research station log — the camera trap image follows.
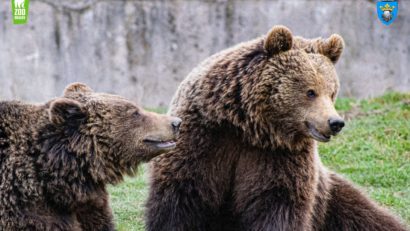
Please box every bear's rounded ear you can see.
[319,34,344,64]
[264,25,293,56]
[49,98,87,126]
[64,82,93,96]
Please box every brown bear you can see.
[146,26,408,231]
[0,83,181,231]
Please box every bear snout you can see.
[171,117,182,135]
[328,117,345,134]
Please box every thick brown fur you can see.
[0,83,181,231]
[146,26,408,230]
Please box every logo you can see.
[12,0,30,24]
[377,0,398,26]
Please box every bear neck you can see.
[214,119,315,153]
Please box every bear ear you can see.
[319,34,344,64]
[63,82,94,96]
[49,98,87,126]
[264,25,293,56]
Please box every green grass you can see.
[109,168,149,231]
[109,92,410,230]
[321,92,410,223]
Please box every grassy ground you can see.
[108,92,410,230]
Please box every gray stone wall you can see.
[0,0,409,107]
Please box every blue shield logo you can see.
[377,1,398,25]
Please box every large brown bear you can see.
[0,83,181,231]
[146,26,408,230]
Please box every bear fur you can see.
[0,83,181,231]
[146,26,408,231]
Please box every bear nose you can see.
[171,117,182,133]
[328,118,345,133]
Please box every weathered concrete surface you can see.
[0,0,409,107]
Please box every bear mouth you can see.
[305,122,331,142]
[143,138,177,150]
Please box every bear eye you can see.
[307,90,317,99]
[133,110,140,118]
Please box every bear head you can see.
[46,83,181,183]
[198,26,345,150]
[248,26,345,150]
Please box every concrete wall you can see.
[0,0,409,107]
